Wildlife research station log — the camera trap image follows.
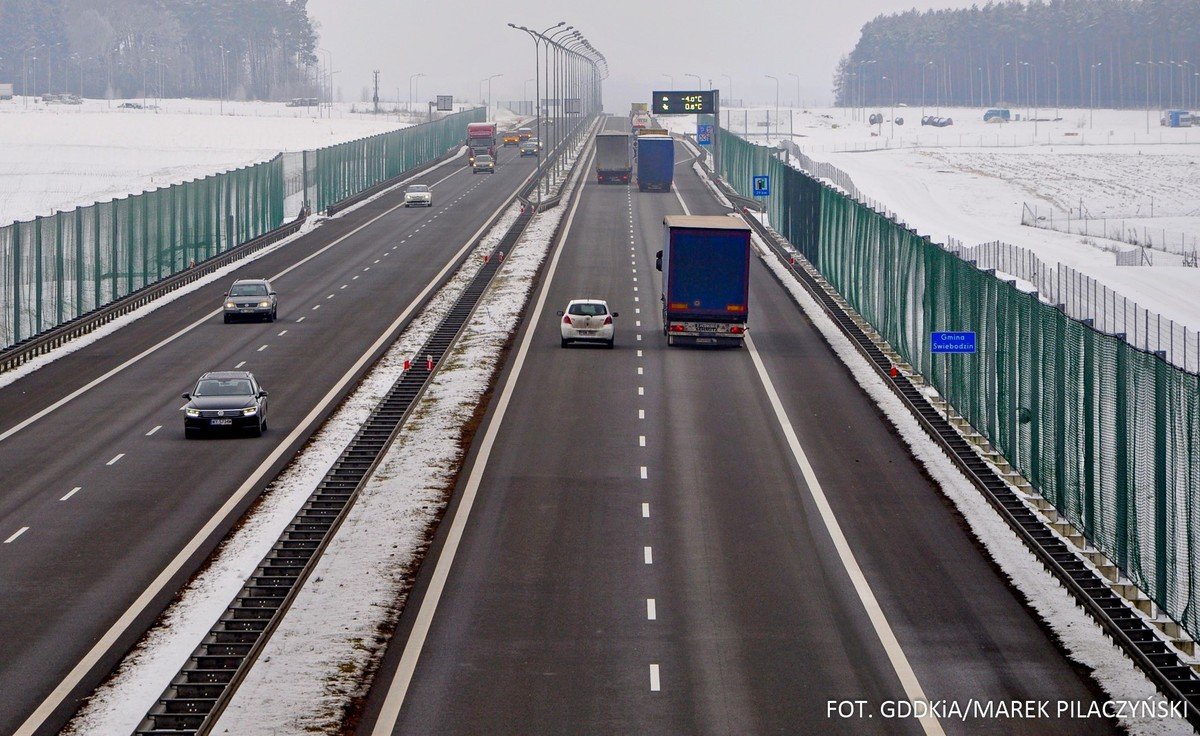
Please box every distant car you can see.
[182,371,269,438]
[519,140,539,156]
[921,115,953,127]
[118,102,143,109]
[223,278,277,323]
[404,184,432,207]
[518,127,533,140]
[502,131,520,146]
[558,299,617,348]
[472,154,496,173]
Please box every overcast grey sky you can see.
[306,0,968,111]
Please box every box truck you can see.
[656,216,751,346]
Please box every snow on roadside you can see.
[752,234,1192,735]
[59,159,488,736]
[213,179,576,733]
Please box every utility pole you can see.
[372,69,380,114]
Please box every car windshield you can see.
[229,283,267,297]
[568,303,608,317]
[194,378,254,396]
[476,156,493,163]
[407,185,429,193]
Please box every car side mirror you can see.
[259,390,269,397]
[556,310,564,316]
[612,312,619,318]
[269,291,276,296]
[181,393,190,400]
[655,250,663,272]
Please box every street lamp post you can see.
[1090,62,1102,128]
[524,78,533,116]
[765,74,778,140]
[882,75,895,139]
[1136,61,1151,133]
[788,71,799,108]
[408,72,424,110]
[1022,61,1038,137]
[486,72,502,116]
[857,60,876,122]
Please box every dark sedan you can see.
[182,371,269,438]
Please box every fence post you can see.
[1154,355,1168,604]
[34,216,43,335]
[12,220,20,343]
[1114,340,1129,571]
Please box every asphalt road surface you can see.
[0,141,536,736]
[358,120,1116,736]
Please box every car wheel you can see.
[269,309,277,322]
[561,338,569,348]
[606,338,614,349]
[250,421,263,437]
[223,315,231,324]
[185,428,199,439]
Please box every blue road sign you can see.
[931,331,977,354]
[752,175,770,197]
[696,123,714,145]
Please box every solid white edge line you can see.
[368,133,599,736]
[744,333,945,736]
[4,526,29,543]
[12,157,535,736]
[0,153,471,447]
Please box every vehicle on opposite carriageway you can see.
[182,371,269,438]
[223,279,278,323]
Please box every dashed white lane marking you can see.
[312,305,321,311]
[106,453,124,466]
[278,330,288,336]
[637,366,644,374]
[637,349,643,356]
[374,259,381,264]
[235,361,246,369]
[634,297,640,303]
[145,425,161,437]
[326,294,335,300]
[639,435,646,447]
[650,664,661,691]
[638,387,644,396]
[642,502,650,518]
[639,409,645,419]
[644,546,653,564]
[647,599,657,620]
[296,317,306,323]
[340,284,348,290]
[636,334,642,341]
[353,275,360,280]
[383,252,390,256]
[257,345,268,352]
[636,321,642,328]
[633,278,638,283]
[640,466,648,479]
[60,487,81,501]
[745,334,946,736]
[635,308,641,315]
[364,267,371,272]
[4,527,29,544]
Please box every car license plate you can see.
[578,329,596,335]
[210,418,233,426]
[241,308,255,313]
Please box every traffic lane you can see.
[376,165,677,732]
[0,150,535,736]
[744,257,1113,734]
[667,156,1113,730]
[0,145,526,438]
[0,151,528,523]
[630,164,924,733]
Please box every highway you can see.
[0,141,536,736]
[357,118,1117,735]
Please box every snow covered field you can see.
[0,96,446,226]
[665,107,1200,333]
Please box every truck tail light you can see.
[729,326,744,334]
[603,315,613,325]
[669,324,686,332]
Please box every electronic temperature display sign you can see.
[654,90,716,115]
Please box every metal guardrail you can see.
[136,206,534,736]
[738,207,1200,730]
[133,126,600,735]
[0,215,307,374]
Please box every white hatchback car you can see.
[403,184,432,207]
[558,299,618,348]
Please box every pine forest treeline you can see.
[0,0,319,101]
[834,0,1200,111]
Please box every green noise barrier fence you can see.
[715,127,1200,640]
[0,107,484,351]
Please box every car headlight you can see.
[225,301,236,309]
[258,300,271,308]
[185,408,200,417]
[243,406,258,416]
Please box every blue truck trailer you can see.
[656,216,751,346]
[636,134,674,192]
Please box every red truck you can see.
[466,122,498,165]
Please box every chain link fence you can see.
[717,127,1200,640]
[0,107,483,351]
[1021,202,1200,264]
